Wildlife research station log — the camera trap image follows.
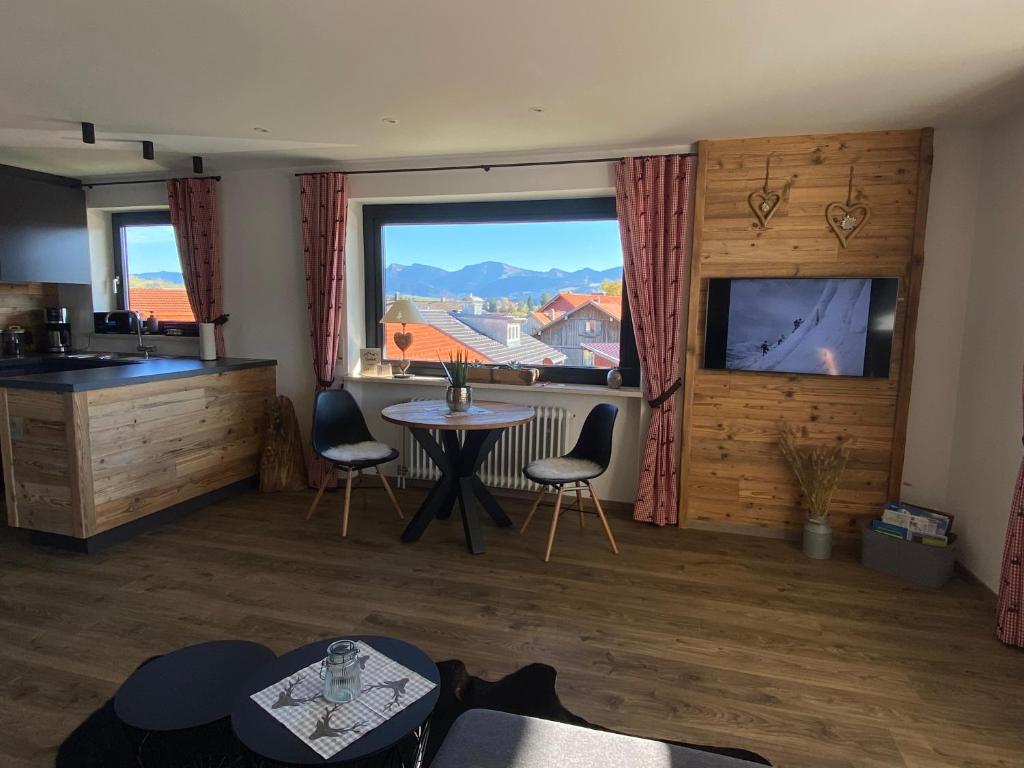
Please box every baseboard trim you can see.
[684,518,802,541]
[29,477,257,554]
[954,561,998,603]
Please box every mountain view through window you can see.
[383,219,623,368]
[122,225,195,322]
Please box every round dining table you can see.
[381,399,534,554]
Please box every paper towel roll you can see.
[199,323,217,360]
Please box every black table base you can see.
[401,428,512,554]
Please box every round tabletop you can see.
[231,635,440,766]
[381,399,534,431]
[115,640,276,731]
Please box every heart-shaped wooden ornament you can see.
[393,331,413,351]
[826,202,871,248]
[748,190,782,228]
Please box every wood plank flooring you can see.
[1,485,1022,767]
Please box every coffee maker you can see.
[45,307,72,353]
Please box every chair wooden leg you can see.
[576,488,585,529]
[520,487,546,534]
[341,468,354,538]
[376,466,404,519]
[544,487,564,563]
[586,481,619,555]
[305,467,332,521]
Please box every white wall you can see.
[83,160,645,502]
[901,127,982,508]
[943,106,1024,590]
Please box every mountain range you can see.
[132,271,185,284]
[386,261,622,301]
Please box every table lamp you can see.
[381,299,426,378]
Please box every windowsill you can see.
[343,374,643,399]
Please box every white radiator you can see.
[400,401,570,491]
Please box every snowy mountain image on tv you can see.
[725,278,871,376]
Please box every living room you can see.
[1,2,1023,767]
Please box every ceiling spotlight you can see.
[381,117,399,125]
[142,140,155,160]
[253,126,270,133]
[528,106,545,113]
[81,122,96,144]
[192,155,204,174]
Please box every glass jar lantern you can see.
[320,639,362,703]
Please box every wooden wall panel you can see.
[2,389,74,534]
[0,282,59,347]
[86,366,275,533]
[680,129,933,536]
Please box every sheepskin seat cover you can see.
[525,457,603,482]
[322,441,394,464]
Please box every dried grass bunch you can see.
[778,427,852,522]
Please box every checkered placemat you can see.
[250,640,436,759]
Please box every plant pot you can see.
[446,386,472,413]
[803,519,832,560]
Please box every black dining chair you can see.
[305,389,403,536]
[520,403,620,562]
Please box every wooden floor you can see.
[2,485,1023,768]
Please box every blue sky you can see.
[383,220,622,272]
[124,225,182,274]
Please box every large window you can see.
[112,211,196,327]
[363,198,638,385]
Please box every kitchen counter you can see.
[0,355,276,392]
[0,358,277,551]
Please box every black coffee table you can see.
[232,635,440,767]
[115,639,276,766]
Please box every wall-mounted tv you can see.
[703,277,899,378]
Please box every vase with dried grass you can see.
[779,426,852,559]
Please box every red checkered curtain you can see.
[614,155,696,526]
[167,178,224,357]
[300,172,348,488]
[997,364,1024,646]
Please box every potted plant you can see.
[441,351,472,412]
[779,426,852,559]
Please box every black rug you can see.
[58,659,771,766]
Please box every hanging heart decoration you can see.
[826,167,871,248]
[748,154,783,228]
[749,190,782,228]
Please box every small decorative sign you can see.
[251,640,436,759]
[360,348,382,377]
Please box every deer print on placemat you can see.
[309,705,368,741]
[362,678,409,712]
[272,676,321,709]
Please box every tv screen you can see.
[703,277,898,377]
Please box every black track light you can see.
[81,122,95,144]
[142,140,155,160]
[192,155,204,174]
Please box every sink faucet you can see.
[104,310,156,359]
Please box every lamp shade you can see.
[381,299,426,325]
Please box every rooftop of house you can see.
[539,292,622,320]
[529,309,564,328]
[386,308,567,366]
[127,288,195,322]
[581,341,620,365]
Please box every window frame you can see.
[362,197,639,386]
[111,210,198,334]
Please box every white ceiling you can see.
[1,0,1022,180]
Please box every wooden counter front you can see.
[1,365,276,540]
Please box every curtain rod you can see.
[294,155,665,177]
[82,175,222,189]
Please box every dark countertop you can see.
[0,356,277,392]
